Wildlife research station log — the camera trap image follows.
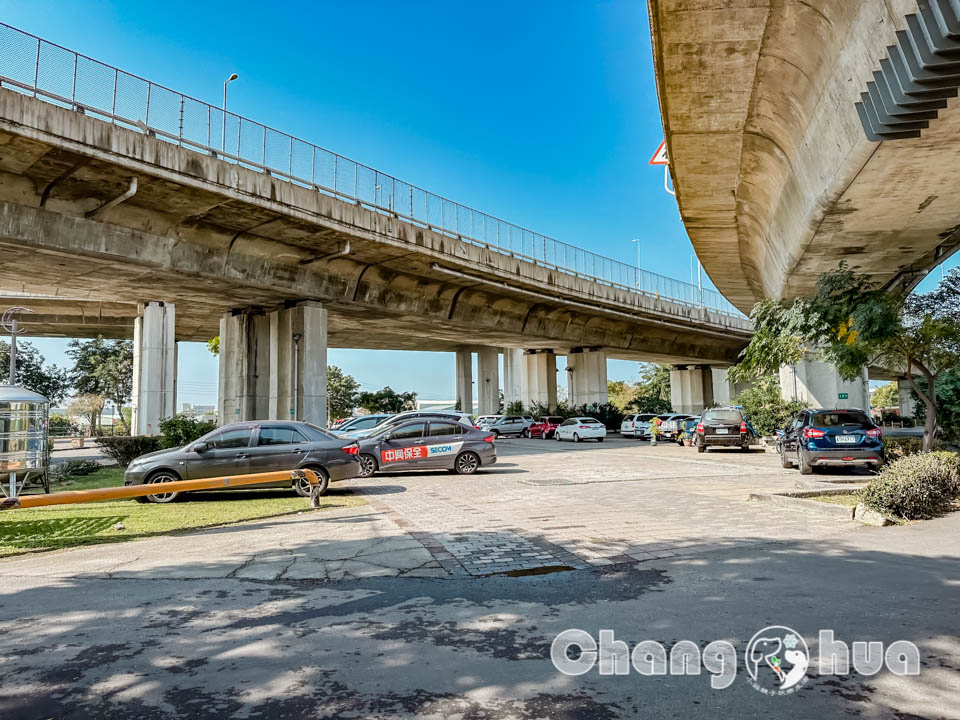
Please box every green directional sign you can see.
[838,392,849,400]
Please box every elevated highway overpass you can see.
[0,23,752,430]
[648,0,960,312]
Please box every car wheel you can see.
[555,432,562,441]
[597,437,604,443]
[740,443,749,452]
[295,465,329,497]
[492,430,501,439]
[142,470,181,504]
[573,433,581,443]
[780,446,792,468]
[798,449,813,475]
[521,428,530,438]
[454,451,480,475]
[697,441,706,454]
[358,453,379,478]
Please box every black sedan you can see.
[355,418,496,477]
[124,421,360,503]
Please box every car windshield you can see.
[811,411,870,427]
[702,409,743,424]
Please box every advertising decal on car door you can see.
[381,441,464,463]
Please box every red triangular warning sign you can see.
[649,140,668,166]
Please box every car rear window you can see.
[581,418,602,424]
[702,409,743,424]
[810,411,870,427]
[637,415,656,421]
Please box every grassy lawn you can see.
[0,467,365,558]
[812,493,861,507]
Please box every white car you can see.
[476,415,502,429]
[620,413,658,438]
[555,417,607,442]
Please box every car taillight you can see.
[579,425,590,429]
[483,435,495,443]
[342,444,359,455]
[866,428,882,438]
[803,428,825,439]
[696,422,703,433]
[473,425,480,429]
[740,421,747,433]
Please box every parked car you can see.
[620,413,659,439]
[329,417,351,429]
[694,407,750,453]
[555,416,607,442]
[330,414,392,436]
[487,415,534,437]
[529,416,564,439]
[777,408,884,475]
[476,415,502,429]
[659,414,695,441]
[676,417,700,445]
[123,421,361,503]
[354,418,496,477]
[343,411,475,439]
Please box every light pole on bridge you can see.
[221,73,239,152]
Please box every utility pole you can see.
[1,306,34,385]
[632,238,642,290]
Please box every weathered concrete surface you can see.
[649,0,960,312]
[0,89,749,363]
[1,438,957,718]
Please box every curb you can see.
[748,489,859,520]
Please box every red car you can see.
[528,416,564,439]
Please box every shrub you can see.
[734,375,806,438]
[51,459,102,482]
[158,415,216,449]
[506,400,524,415]
[859,451,960,520]
[95,435,162,467]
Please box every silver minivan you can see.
[488,415,534,437]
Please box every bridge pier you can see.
[455,348,474,415]
[477,347,500,416]
[502,348,525,411]
[132,301,177,436]
[670,365,715,415]
[898,381,916,418]
[566,348,608,407]
[523,350,557,410]
[779,356,870,411]
[219,302,327,425]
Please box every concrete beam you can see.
[131,302,176,435]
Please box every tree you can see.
[607,380,638,410]
[913,370,960,446]
[66,337,134,433]
[327,365,360,420]
[625,363,672,414]
[356,386,418,414]
[207,336,220,356]
[871,382,899,409]
[734,375,806,437]
[729,263,960,451]
[67,393,105,433]
[0,340,69,402]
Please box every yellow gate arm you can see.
[0,469,321,511]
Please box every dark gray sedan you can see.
[123,421,360,503]
[355,418,496,477]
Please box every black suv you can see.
[778,408,884,474]
[694,407,750,452]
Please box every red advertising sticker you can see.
[381,445,428,463]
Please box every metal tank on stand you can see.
[0,385,50,497]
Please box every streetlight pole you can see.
[632,237,642,290]
[1,306,34,385]
[221,73,238,152]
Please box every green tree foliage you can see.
[0,340,69,402]
[607,380,638,410]
[730,263,960,451]
[158,415,217,449]
[327,365,361,421]
[66,337,134,433]
[871,382,899,409]
[67,393,105,433]
[624,363,672,414]
[357,386,418,414]
[912,369,960,446]
[207,336,220,356]
[734,375,806,437]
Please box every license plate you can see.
[714,428,729,435]
[835,435,857,444]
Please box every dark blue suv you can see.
[778,409,884,475]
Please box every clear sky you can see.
[3,1,957,405]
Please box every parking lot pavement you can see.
[352,435,862,576]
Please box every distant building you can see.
[180,403,217,421]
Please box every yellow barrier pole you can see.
[0,469,320,511]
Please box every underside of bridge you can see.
[648,0,960,313]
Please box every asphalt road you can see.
[1,440,957,718]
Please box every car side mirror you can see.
[193,441,209,453]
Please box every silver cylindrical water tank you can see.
[0,384,49,496]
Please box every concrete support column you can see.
[710,368,753,406]
[566,348,608,407]
[779,355,870,410]
[218,310,271,423]
[523,350,557,410]
[270,302,328,426]
[455,348,474,415]
[502,348,526,411]
[477,347,500,416]
[897,381,917,418]
[132,301,176,436]
[670,365,715,415]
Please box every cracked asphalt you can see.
[1,438,958,718]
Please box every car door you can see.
[377,421,427,470]
[184,426,254,480]
[246,425,310,486]
[784,413,804,453]
[423,421,465,468]
[558,418,574,439]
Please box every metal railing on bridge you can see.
[0,23,744,319]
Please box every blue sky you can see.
[4,1,957,404]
